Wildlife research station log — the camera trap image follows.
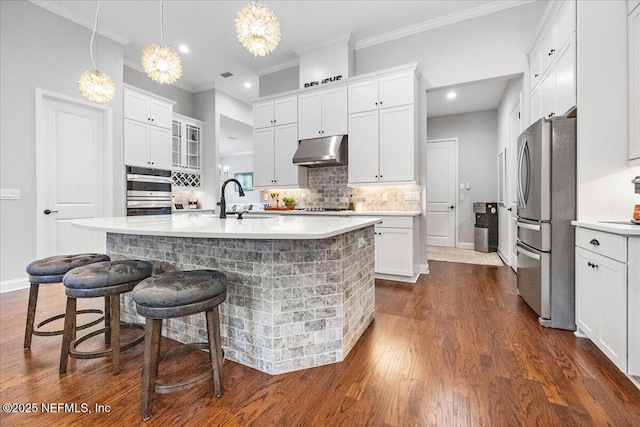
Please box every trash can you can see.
[473,202,498,252]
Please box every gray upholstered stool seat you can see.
[132,270,227,421]
[23,253,110,349]
[59,260,153,375]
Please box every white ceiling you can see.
[219,115,253,157]
[427,76,518,118]
[34,0,535,102]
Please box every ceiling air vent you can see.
[220,72,234,78]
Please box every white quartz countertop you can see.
[241,210,422,217]
[71,214,382,240]
[572,220,640,236]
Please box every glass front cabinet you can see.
[171,114,203,188]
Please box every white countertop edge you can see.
[241,210,422,217]
[72,215,382,240]
[572,220,640,236]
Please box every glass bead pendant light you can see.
[141,0,182,84]
[236,1,281,57]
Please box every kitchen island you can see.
[72,214,380,375]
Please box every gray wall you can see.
[427,110,498,246]
[259,66,300,97]
[0,1,124,286]
[123,66,197,118]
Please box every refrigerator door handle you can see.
[516,242,541,261]
[517,139,526,209]
[517,221,541,231]
[522,140,531,206]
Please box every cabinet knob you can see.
[379,101,383,105]
[375,102,378,105]
[547,112,555,118]
[318,131,321,134]
[534,74,539,78]
[548,49,555,56]
[589,239,600,246]
[375,175,378,178]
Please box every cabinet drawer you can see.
[375,216,413,229]
[576,228,627,262]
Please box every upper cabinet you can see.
[528,0,576,124]
[298,86,347,140]
[348,71,415,114]
[123,87,175,169]
[629,3,640,159]
[253,96,297,129]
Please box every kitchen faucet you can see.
[218,178,245,219]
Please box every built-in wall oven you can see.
[126,166,172,216]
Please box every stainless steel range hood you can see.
[292,135,348,167]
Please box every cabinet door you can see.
[273,123,300,187]
[374,231,381,273]
[540,69,555,119]
[379,105,414,182]
[124,118,149,167]
[540,24,556,73]
[348,111,379,184]
[576,249,601,339]
[379,71,415,109]
[630,6,640,159]
[530,46,542,88]
[377,227,413,276]
[554,34,576,117]
[298,92,322,140]
[274,96,297,126]
[149,99,173,129]
[322,86,347,136]
[530,85,542,125]
[124,90,149,123]
[253,127,275,187]
[348,79,379,114]
[555,0,576,49]
[629,237,640,376]
[254,101,275,129]
[148,126,172,170]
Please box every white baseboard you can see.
[458,242,474,250]
[497,250,510,265]
[1,277,30,294]
[419,263,430,274]
[375,272,419,284]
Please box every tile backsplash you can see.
[261,166,421,211]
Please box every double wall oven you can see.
[126,166,172,216]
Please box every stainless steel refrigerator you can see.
[516,116,576,330]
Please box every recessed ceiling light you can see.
[179,45,189,53]
[244,82,252,89]
[447,91,457,100]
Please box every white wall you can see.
[496,77,524,264]
[0,1,124,287]
[123,66,196,118]
[427,110,499,247]
[260,66,300,97]
[576,0,640,221]
[218,154,262,205]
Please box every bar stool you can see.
[131,270,227,421]
[24,253,111,349]
[59,260,153,375]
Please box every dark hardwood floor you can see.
[1,261,639,426]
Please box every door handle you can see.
[507,207,512,211]
[43,209,58,215]
[449,205,455,210]
[516,221,541,231]
[589,239,600,246]
[516,244,541,261]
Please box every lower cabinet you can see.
[373,216,419,282]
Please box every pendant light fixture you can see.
[141,0,182,84]
[235,1,281,57]
[78,0,115,104]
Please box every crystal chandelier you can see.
[235,1,281,57]
[78,0,115,104]
[141,0,182,84]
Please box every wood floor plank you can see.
[1,261,640,426]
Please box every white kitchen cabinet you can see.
[124,118,172,170]
[348,105,415,185]
[297,86,347,140]
[253,96,297,129]
[530,46,541,88]
[629,5,640,159]
[539,24,556,73]
[172,114,203,172]
[530,85,541,126]
[348,71,415,114]
[252,124,307,188]
[553,34,576,118]
[540,68,555,119]
[373,215,419,282]
[124,88,173,130]
[629,237,640,376]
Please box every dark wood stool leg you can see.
[141,318,162,421]
[23,283,39,348]
[59,297,77,374]
[111,294,121,374]
[104,296,111,346]
[206,307,224,396]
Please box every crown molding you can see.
[293,32,356,57]
[30,0,131,45]
[355,0,535,50]
[254,58,300,76]
[123,59,197,93]
[192,83,217,93]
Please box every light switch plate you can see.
[382,193,388,202]
[460,194,465,201]
[459,183,465,190]
[466,183,471,190]
[0,189,20,200]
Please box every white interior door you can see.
[426,139,457,247]
[36,91,111,258]
[509,101,521,272]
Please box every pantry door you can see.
[426,139,458,247]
